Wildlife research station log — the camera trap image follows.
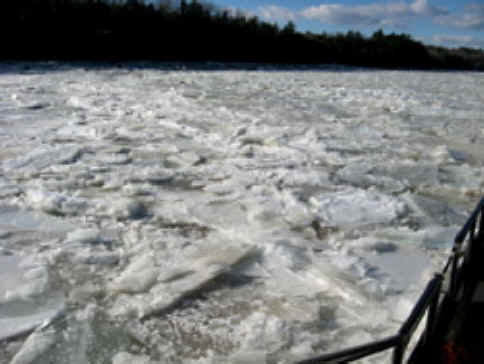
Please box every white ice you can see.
[0,63,483,363]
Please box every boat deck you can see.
[438,259,484,364]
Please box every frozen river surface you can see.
[0,63,483,364]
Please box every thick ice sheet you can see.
[0,254,65,342]
[0,63,483,363]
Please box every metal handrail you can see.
[296,197,484,364]
[455,198,484,244]
[297,336,401,364]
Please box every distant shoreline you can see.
[1,60,482,74]
[1,0,483,71]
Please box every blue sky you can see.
[208,0,484,49]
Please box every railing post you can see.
[479,209,484,240]
[469,219,476,242]
[468,219,478,271]
[392,336,405,364]
[422,275,442,346]
[449,250,459,300]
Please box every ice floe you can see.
[310,189,406,227]
[0,255,65,342]
[24,189,87,216]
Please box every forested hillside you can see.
[1,0,483,70]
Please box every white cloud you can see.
[258,5,296,22]
[223,6,255,19]
[410,0,447,16]
[300,0,447,27]
[258,1,448,28]
[430,35,484,49]
[433,35,473,45]
[436,4,484,30]
[300,3,408,26]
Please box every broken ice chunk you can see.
[144,169,175,185]
[25,189,87,216]
[237,312,292,354]
[0,205,74,232]
[5,145,84,172]
[164,151,201,168]
[0,255,65,341]
[310,189,406,227]
[109,254,158,294]
[229,351,267,364]
[98,153,132,165]
[112,352,153,364]
[122,183,154,196]
[9,328,57,364]
[108,242,257,319]
[65,228,101,245]
[107,199,149,220]
[142,243,257,318]
[0,184,22,198]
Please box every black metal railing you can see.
[296,197,484,364]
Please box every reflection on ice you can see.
[0,64,483,363]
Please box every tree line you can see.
[1,0,483,70]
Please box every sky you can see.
[209,0,484,49]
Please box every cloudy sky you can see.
[212,0,484,49]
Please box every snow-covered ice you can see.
[0,63,483,363]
